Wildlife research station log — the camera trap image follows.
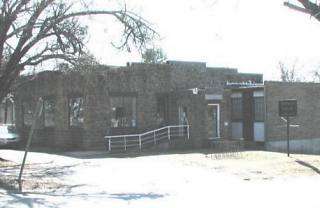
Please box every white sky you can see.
[84,0,320,81]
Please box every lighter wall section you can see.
[265,81,320,153]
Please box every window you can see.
[231,97,243,120]
[0,103,5,124]
[43,99,55,127]
[6,101,14,124]
[69,97,84,127]
[110,96,137,128]
[178,106,188,125]
[0,99,14,124]
[22,101,33,126]
[156,95,168,125]
[254,97,265,122]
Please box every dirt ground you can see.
[1,150,320,208]
[0,160,69,193]
[172,151,320,180]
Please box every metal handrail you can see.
[104,125,190,151]
[104,125,189,139]
[104,134,140,139]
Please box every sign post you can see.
[279,99,297,157]
[286,116,290,157]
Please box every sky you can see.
[84,0,320,81]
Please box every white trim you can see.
[208,103,220,138]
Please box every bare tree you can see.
[278,61,302,82]
[141,47,167,64]
[0,0,157,102]
[310,65,320,82]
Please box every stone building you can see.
[10,61,263,150]
[3,60,320,154]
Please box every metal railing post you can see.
[108,139,111,151]
[139,135,142,150]
[124,137,127,151]
[154,131,156,145]
[168,127,171,141]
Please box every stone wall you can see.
[15,61,263,150]
[266,138,320,154]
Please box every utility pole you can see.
[18,98,43,192]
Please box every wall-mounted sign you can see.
[279,99,297,117]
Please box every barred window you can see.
[254,97,265,121]
[110,96,137,128]
[231,97,243,120]
[69,97,84,127]
[0,101,12,124]
[44,99,55,127]
[2,101,14,124]
[22,101,33,126]
[0,103,4,124]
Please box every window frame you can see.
[0,103,4,124]
[231,97,243,121]
[43,97,56,128]
[109,93,137,128]
[68,96,85,128]
[253,96,265,122]
[22,99,34,127]
[0,100,13,124]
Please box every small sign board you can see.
[279,99,297,117]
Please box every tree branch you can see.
[22,53,76,66]
[0,0,157,103]
[293,0,320,21]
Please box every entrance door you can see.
[208,104,220,139]
[178,106,188,136]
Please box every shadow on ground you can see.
[20,147,203,159]
[1,190,167,208]
[50,148,249,160]
[4,142,253,160]
[0,162,79,193]
[295,159,320,175]
[109,192,167,201]
[0,192,60,208]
